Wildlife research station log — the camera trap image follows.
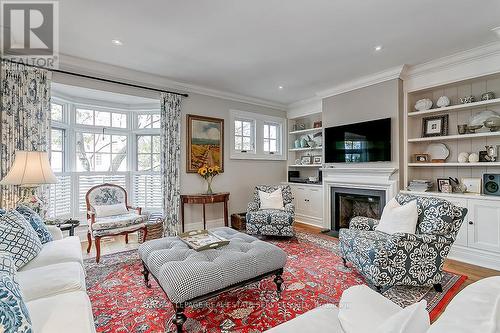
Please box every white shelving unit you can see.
[289,127,323,135]
[289,147,323,152]
[404,72,500,270]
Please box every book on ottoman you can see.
[178,229,229,251]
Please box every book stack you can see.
[407,180,433,192]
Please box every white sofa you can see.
[267,276,500,333]
[16,226,96,333]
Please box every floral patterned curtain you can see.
[160,92,182,236]
[0,60,51,209]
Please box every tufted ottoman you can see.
[138,227,287,332]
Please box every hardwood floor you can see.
[82,222,499,293]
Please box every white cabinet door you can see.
[467,199,500,253]
[445,198,468,247]
[293,186,308,216]
[307,187,323,219]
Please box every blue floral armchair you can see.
[339,193,467,292]
[86,183,147,262]
[246,185,295,237]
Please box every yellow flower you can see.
[200,168,208,176]
[208,167,214,174]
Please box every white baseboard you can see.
[294,214,325,229]
[449,245,500,271]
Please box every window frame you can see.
[229,110,286,160]
[136,134,161,172]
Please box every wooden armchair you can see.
[86,183,147,262]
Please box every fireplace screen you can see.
[330,187,385,236]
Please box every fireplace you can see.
[329,187,386,236]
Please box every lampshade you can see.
[0,151,57,186]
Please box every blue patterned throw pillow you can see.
[0,211,43,270]
[0,252,33,333]
[16,205,53,244]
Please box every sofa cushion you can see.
[265,304,342,333]
[376,199,418,235]
[17,262,86,301]
[428,276,500,333]
[92,212,145,231]
[16,205,53,244]
[27,291,96,333]
[93,203,128,218]
[18,236,83,272]
[0,252,33,333]
[92,222,146,237]
[338,284,402,333]
[374,300,429,333]
[0,210,43,269]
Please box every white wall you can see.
[180,93,287,229]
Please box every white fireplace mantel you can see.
[322,166,399,230]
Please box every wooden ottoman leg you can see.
[173,304,187,332]
[142,261,151,288]
[274,269,284,295]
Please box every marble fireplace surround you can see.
[322,166,399,231]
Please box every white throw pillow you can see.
[374,300,430,333]
[375,198,418,235]
[259,189,284,210]
[94,203,129,218]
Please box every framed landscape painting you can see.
[186,114,224,173]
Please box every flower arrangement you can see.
[197,164,221,194]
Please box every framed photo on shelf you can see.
[413,153,430,163]
[301,155,312,164]
[461,177,482,194]
[313,155,322,164]
[422,115,449,137]
[437,178,452,193]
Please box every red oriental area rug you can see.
[84,232,466,333]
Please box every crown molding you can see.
[287,96,322,119]
[57,54,287,111]
[404,42,500,92]
[315,65,407,99]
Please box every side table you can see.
[180,192,230,232]
[45,218,80,236]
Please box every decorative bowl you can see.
[468,110,499,129]
[437,96,450,108]
[415,98,433,111]
[484,116,500,132]
[481,92,495,101]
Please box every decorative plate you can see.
[425,143,450,161]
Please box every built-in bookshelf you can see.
[405,72,500,192]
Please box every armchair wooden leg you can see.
[433,283,443,293]
[95,236,102,263]
[125,233,129,244]
[142,226,148,243]
[86,232,92,253]
[375,285,382,293]
[342,257,348,268]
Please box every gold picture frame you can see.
[186,114,224,173]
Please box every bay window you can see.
[47,98,161,220]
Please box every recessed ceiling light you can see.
[374,45,383,52]
[111,39,123,46]
[492,27,500,37]
[278,85,284,90]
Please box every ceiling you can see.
[58,0,500,104]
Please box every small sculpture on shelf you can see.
[457,124,468,134]
[460,96,475,104]
[458,152,469,163]
[469,153,480,163]
[483,116,500,132]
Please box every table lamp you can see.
[0,151,57,216]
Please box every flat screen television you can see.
[324,118,391,163]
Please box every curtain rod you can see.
[1,58,189,98]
